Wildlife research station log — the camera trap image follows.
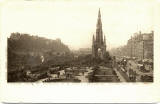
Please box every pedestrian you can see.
[82,71,84,75]
[57,72,60,78]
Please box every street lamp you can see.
[131,36,133,58]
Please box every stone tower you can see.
[92,9,106,59]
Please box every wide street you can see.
[113,68,126,82]
[128,60,153,76]
[114,59,153,82]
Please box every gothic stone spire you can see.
[96,8,103,45]
[92,34,95,45]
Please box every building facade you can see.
[92,9,106,59]
[110,31,153,60]
[126,31,153,59]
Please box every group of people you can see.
[116,57,137,82]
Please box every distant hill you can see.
[7,33,74,82]
[8,32,70,53]
[7,32,71,72]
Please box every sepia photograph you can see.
[1,0,160,103]
[3,0,154,83]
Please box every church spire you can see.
[96,8,103,44]
[98,8,101,18]
[97,8,102,27]
[92,34,95,44]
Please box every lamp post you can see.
[142,38,144,59]
[131,36,133,58]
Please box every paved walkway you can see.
[113,68,126,82]
[75,75,88,82]
[75,67,93,82]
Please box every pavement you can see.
[113,68,126,82]
[124,60,153,82]
[75,67,93,82]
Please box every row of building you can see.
[111,31,153,60]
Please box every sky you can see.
[1,0,154,50]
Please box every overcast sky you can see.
[1,0,154,50]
